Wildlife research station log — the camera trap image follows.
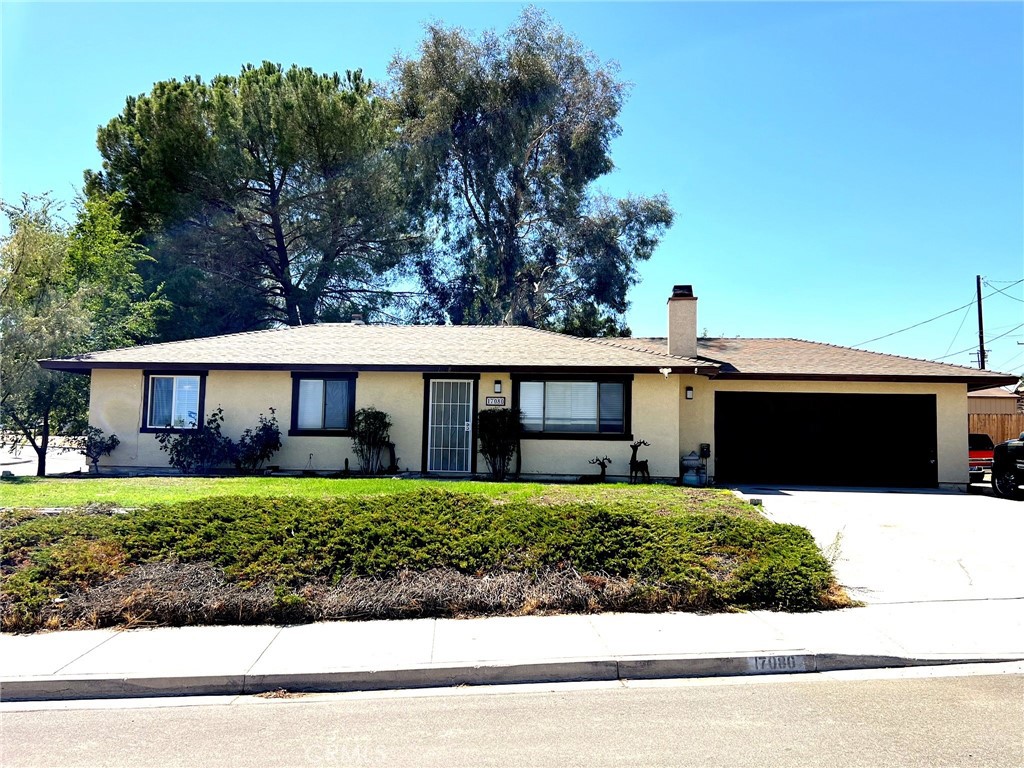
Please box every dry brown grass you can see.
[27,561,735,630]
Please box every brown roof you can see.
[40,325,1018,389]
[40,324,715,374]
[630,337,1018,390]
[968,386,1020,398]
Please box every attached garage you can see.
[714,391,938,488]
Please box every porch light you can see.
[685,386,694,400]
[494,380,502,394]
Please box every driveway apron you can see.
[739,487,1024,604]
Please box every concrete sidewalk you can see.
[3,598,1022,702]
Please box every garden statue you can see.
[629,440,651,483]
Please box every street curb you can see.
[3,652,1021,702]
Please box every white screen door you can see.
[427,379,473,473]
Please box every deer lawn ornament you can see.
[629,440,651,484]
[579,456,612,484]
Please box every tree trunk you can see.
[36,426,48,477]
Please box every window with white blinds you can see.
[147,375,201,429]
[518,380,626,434]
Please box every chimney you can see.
[667,285,697,358]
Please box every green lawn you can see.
[0,475,757,517]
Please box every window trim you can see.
[288,372,358,436]
[141,370,208,433]
[511,374,633,441]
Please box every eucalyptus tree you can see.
[392,8,673,333]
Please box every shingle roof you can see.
[631,336,1018,388]
[968,386,1020,398]
[40,324,715,373]
[40,325,1018,389]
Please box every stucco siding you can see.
[358,372,424,473]
[91,369,430,472]
[89,368,160,468]
[679,378,968,487]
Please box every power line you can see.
[854,300,975,346]
[933,322,1024,361]
[991,350,1024,371]
[943,291,976,356]
[983,279,1024,303]
[853,278,1024,347]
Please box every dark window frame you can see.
[140,370,208,434]
[511,374,633,441]
[288,372,358,436]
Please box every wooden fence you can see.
[969,413,1024,444]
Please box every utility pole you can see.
[976,274,986,369]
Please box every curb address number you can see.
[748,655,805,672]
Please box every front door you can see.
[426,379,474,473]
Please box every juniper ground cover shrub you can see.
[1,488,847,631]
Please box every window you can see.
[145,374,203,430]
[290,374,356,434]
[517,379,628,436]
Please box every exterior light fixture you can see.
[685,386,694,400]
[494,380,502,394]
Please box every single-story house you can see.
[40,285,1018,489]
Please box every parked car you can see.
[991,432,1024,500]
[968,433,995,484]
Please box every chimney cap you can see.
[671,285,694,298]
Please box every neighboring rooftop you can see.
[968,386,1020,398]
[40,324,716,374]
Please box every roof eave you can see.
[38,360,722,375]
[712,371,1020,390]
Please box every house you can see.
[40,285,1017,489]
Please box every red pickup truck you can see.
[969,433,994,484]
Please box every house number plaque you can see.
[485,396,506,406]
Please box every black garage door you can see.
[714,392,937,488]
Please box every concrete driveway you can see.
[737,487,1024,605]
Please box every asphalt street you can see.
[3,665,1022,768]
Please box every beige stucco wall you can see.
[90,369,681,477]
[678,377,968,488]
[90,369,428,473]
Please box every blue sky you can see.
[3,2,1022,374]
